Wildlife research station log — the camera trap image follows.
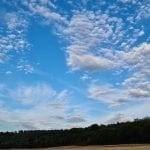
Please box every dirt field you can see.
[46,145,150,150]
[12,145,150,150]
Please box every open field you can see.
[12,144,150,150]
[46,145,150,150]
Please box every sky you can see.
[0,0,150,131]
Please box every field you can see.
[46,145,150,150]
[12,144,150,150]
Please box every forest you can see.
[0,118,150,148]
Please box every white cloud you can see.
[105,113,131,124]
[122,43,150,67]
[136,2,150,20]
[62,11,123,71]
[138,30,144,36]
[0,0,149,130]
[1,0,148,74]
[118,0,138,4]
[0,12,30,73]
[5,71,12,75]
[67,51,114,71]
[0,83,89,130]
[128,88,150,98]
[88,79,149,107]
[0,0,68,74]
[5,13,27,30]
[11,84,56,105]
[121,43,150,99]
[80,73,90,81]
[58,1,149,72]
[22,0,68,24]
[16,59,35,74]
[16,64,34,74]
[88,100,150,125]
[104,100,150,124]
[88,84,129,107]
[88,42,150,106]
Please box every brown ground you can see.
[46,144,150,150]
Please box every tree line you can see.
[0,118,150,148]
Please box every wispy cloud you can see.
[88,84,129,107]
[10,83,56,105]
[0,83,89,130]
[22,0,68,25]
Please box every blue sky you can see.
[0,0,150,131]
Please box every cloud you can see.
[0,83,89,131]
[121,43,150,100]
[67,51,114,71]
[88,99,150,125]
[118,0,139,4]
[0,0,149,130]
[136,2,150,20]
[128,88,150,98]
[1,0,148,74]
[88,75,150,107]
[62,11,123,71]
[105,113,131,124]
[0,11,31,73]
[22,0,68,24]
[122,43,150,68]
[11,84,56,105]
[88,84,129,107]
[5,13,27,30]
[16,64,34,74]
[58,1,149,72]
[138,30,144,36]
[80,73,90,81]
[88,43,150,106]
[0,0,67,73]
[104,100,150,124]
[16,59,35,74]
[67,116,86,123]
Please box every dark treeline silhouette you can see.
[0,118,150,148]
